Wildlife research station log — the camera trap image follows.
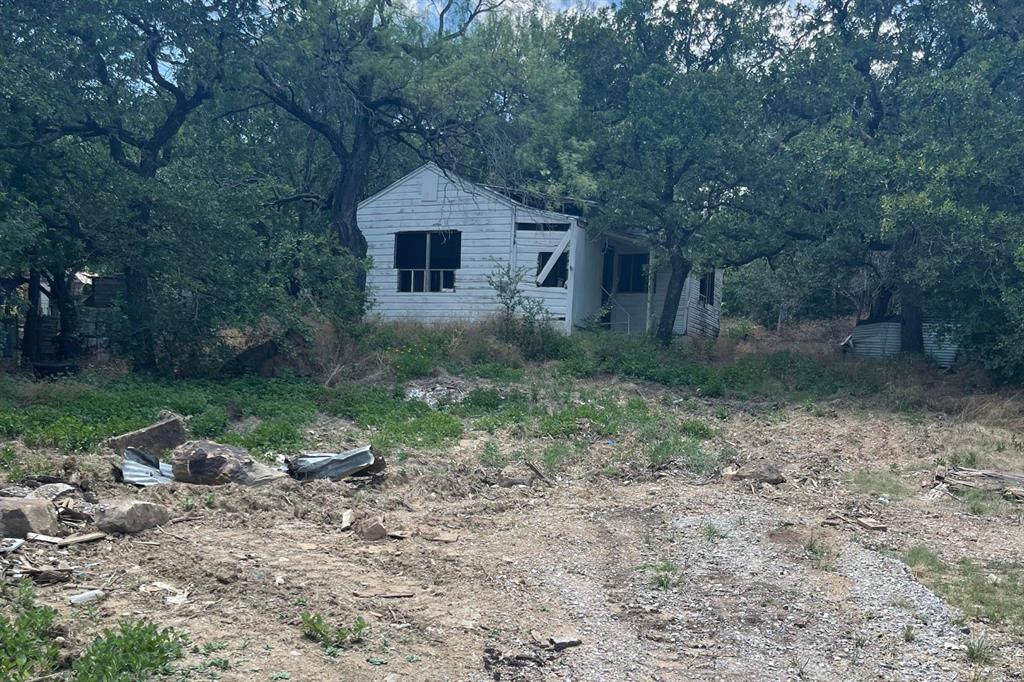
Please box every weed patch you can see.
[301,613,367,656]
[902,545,1024,633]
[0,374,321,453]
[851,469,912,501]
[73,620,182,681]
[0,581,59,680]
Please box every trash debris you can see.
[404,377,471,408]
[0,538,24,554]
[171,440,287,486]
[116,440,382,488]
[140,581,189,605]
[0,498,61,538]
[286,445,379,481]
[69,589,106,606]
[96,500,170,535]
[105,412,187,456]
[339,509,355,531]
[483,646,548,676]
[117,447,174,487]
[548,631,583,651]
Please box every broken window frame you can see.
[617,253,649,294]
[536,251,569,288]
[395,231,461,293]
[699,271,716,306]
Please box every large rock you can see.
[0,498,60,538]
[734,461,785,486]
[106,414,187,456]
[96,500,169,534]
[170,440,287,486]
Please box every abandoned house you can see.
[358,163,723,336]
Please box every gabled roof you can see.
[358,163,584,224]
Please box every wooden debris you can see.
[855,517,887,532]
[58,531,107,547]
[352,587,415,599]
[937,467,1024,502]
[25,533,62,544]
[823,512,886,531]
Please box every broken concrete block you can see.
[0,498,60,538]
[734,461,785,485]
[96,499,169,534]
[106,414,187,456]
[26,482,76,502]
[170,440,286,486]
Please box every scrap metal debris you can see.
[116,447,174,487]
[285,445,379,481]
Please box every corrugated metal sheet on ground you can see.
[850,322,902,360]
[923,322,959,368]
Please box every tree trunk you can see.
[49,270,78,360]
[654,254,691,345]
[330,160,371,290]
[124,265,157,371]
[899,283,924,355]
[868,287,892,320]
[22,268,41,364]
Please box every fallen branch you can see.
[524,460,554,488]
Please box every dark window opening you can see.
[395,230,461,292]
[515,222,570,232]
[699,271,716,306]
[536,251,569,288]
[617,254,649,294]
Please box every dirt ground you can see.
[7,382,1024,681]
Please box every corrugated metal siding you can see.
[850,322,902,360]
[923,322,959,368]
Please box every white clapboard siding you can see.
[513,230,570,319]
[361,164,575,325]
[361,165,517,323]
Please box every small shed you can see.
[357,164,723,337]
[843,318,959,368]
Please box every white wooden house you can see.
[358,163,723,336]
